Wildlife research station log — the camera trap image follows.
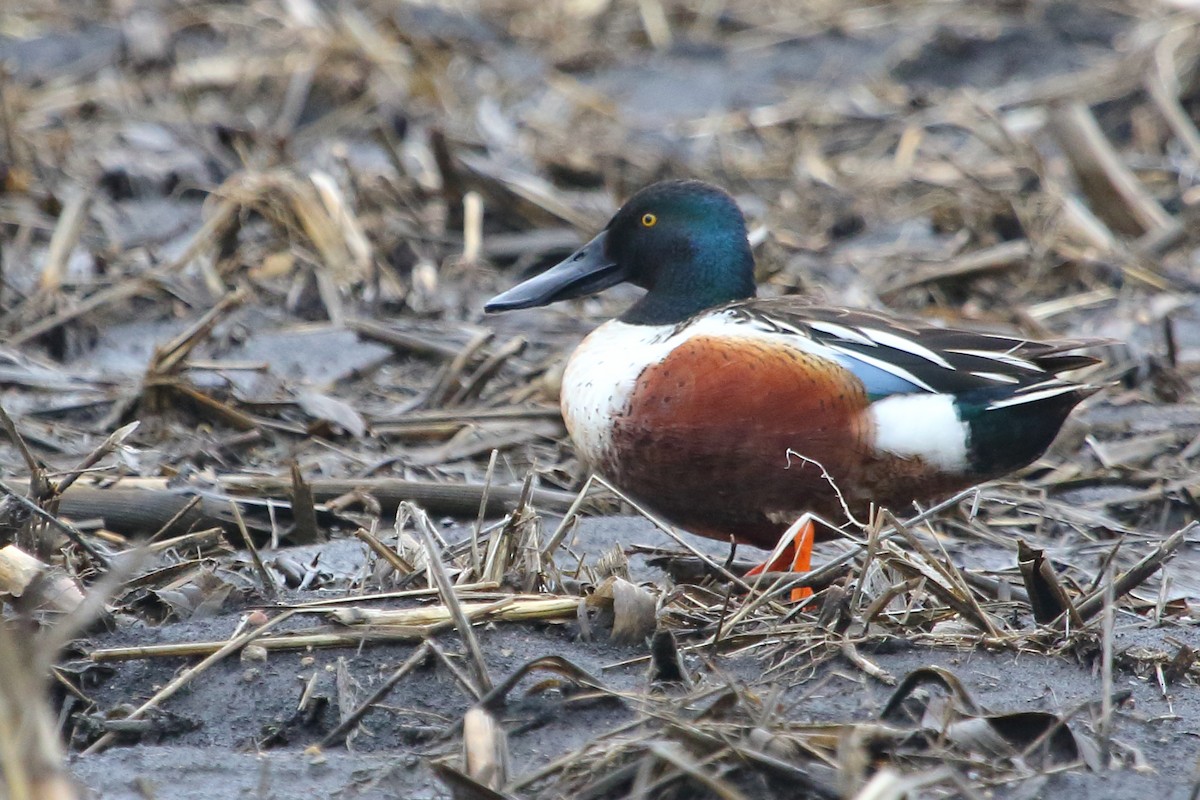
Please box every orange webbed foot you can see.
[745,516,816,603]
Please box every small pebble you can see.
[241,644,268,663]
[304,744,326,765]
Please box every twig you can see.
[471,449,499,578]
[840,641,895,685]
[427,330,492,408]
[38,189,91,292]
[0,479,108,565]
[1063,524,1189,627]
[320,642,431,747]
[0,403,48,499]
[847,510,885,613]
[409,502,493,694]
[448,335,526,406]
[428,639,485,701]
[592,476,775,605]
[1048,101,1174,235]
[784,450,866,529]
[355,520,415,575]
[278,581,500,609]
[344,317,464,359]
[0,475,585,540]
[541,474,595,561]
[90,597,568,662]
[149,289,246,376]
[880,240,1032,296]
[55,421,140,495]
[6,279,150,347]
[228,500,277,601]
[1099,560,1115,765]
[1146,29,1200,165]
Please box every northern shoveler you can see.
[486,180,1101,599]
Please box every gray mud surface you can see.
[2,1,1200,798]
[64,517,1200,798]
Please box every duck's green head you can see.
[485,180,756,325]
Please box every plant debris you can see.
[3,0,1200,798]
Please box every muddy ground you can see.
[60,516,1200,799]
[58,516,1200,800]
[3,0,1200,798]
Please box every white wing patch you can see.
[870,394,969,471]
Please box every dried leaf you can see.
[463,705,508,790]
[588,576,656,644]
[1018,540,1082,626]
[296,389,367,437]
[611,577,657,644]
[881,666,1098,770]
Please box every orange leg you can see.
[744,516,816,602]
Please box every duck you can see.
[485,180,1102,599]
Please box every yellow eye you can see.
[641,213,657,227]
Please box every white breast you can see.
[560,320,676,467]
